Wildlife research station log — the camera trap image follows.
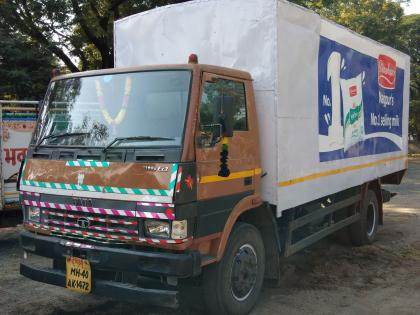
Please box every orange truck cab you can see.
[19,61,268,311]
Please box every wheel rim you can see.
[230,244,258,302]
[366,201,376,237]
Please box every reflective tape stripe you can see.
[66,160,110,167]
[175,166,183,193]
[19,191,40,197]
[22,200,136,217]
[23,200,175,220]
[200,168,262,184]
[136,202,175,207]
[169,163,178,192]
[20,180,172,196]
[278,155,407,187]
[137,210,174,220]
[26,222,192,244]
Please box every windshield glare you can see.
[35,70,191,148]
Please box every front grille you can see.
[23,199,192,246]
[41,207,139,242]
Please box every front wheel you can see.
[203,222,265,315]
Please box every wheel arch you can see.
[215,195,281,282]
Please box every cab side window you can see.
[199,78,248,131]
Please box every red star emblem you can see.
[185,175,194,190]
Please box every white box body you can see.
[114,0,410,216]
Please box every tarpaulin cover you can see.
[114,0,410,215]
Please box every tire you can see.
[350,190,379,245]
[202,223,265,315]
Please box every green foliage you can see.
[401,14,420,139]
[0,24,55,100]
[289,0,336,10]
[0,0,188,72]
[292,0,406,47]
[401,14,420,92]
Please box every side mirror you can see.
[216,95,235,137]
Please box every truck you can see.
[19,0,410,314]
[0,101,37,226]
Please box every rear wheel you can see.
[350,189,379,245]
[203,223,265,315]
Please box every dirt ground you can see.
[1,159,420,315]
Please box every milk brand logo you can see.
[318,36,404,162]
[378,54,396,89]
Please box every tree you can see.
[292,0,406,47]
[400,14,420,140]
[0,0,188,72]
[289,0,336,10]
[0,23,55,100]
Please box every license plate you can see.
[65,256,91,293]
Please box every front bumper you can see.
[20,231,202,307]
[20,263,179,308]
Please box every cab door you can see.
[195,72,260,202]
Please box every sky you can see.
[402,0,420,15]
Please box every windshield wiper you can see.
[103,136,175,152]
[34,132,90,150]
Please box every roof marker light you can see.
[188,54,198,64]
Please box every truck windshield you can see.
[35,70,191,148]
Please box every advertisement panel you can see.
[1,106,37,204]
[318,36,404,162]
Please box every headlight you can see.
[28,206,41,222]
[171,220,187,239]
[144,220,170,238]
